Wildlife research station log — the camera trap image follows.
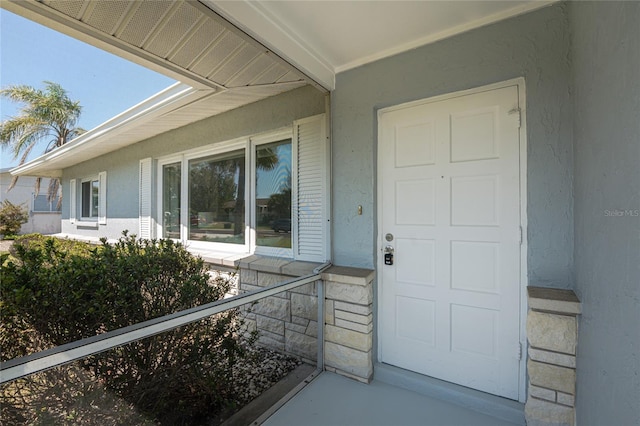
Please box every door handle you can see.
[384,245,394,265]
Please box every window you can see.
[81,178,99,219]
[70,171,106,225]
[156,115,328,261]
[255,139,292,250]
[161,162,181,239]
[33,194,61,212]
[189,150,245,244]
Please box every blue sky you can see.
[0,10,175,169]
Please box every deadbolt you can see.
[384,245,394,265]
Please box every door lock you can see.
[384,245,394,265]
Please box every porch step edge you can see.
[374,363,525,425]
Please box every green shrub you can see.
[0,200,29,237]
[1,232,254,424]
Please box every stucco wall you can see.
[570,2,640,424]
[1,172,61,235]
[332,3,574,288]
[61,85,325,239]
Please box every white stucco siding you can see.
[59,85,326,243]
[332,3,574,290]
[0,172,61,235]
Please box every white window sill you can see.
[75,221,99,229]
[189,248,322,277]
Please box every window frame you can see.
[32,193,61,213]
[154,116,328,262]
[157,138,252,254]
[250,129,294,258]
[157,156,183,242]
[80,176,100,221]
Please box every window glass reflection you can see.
[189,150,245,244]
[255,139,292,248]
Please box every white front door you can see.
[378,84,523,399]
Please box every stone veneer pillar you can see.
[322,266,374,383]
[235,256,375,384]
[525,286,581,426]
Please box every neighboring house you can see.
[0,168,61,235]
[6,1,638,425]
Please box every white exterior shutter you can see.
[69,179,76,224]
[139,158,153,239]
[98,171,107,225]
[294,114,329,262]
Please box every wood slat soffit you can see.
[10,0,316,91]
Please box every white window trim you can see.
[184,139,250,253]
[157,155,184,244]
[157,140,252,254]
[72,171,106,227]
[251,129,294,259]
[69,179,76,224]
[32,193,61,213]
[154,119,328,262]
[98,171,107,225]
[79,175,100,222]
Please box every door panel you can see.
[378,85,521,399]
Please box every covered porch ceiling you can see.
[5,0,555,177]
[2,0,313,91]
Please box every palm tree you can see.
[232,145,279,236]
[0,81,84,204]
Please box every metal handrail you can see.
[0,263,331,384]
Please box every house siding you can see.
[61,85,326,239]
[570,2,640,424]
[332,2,574,289]
[0,173,61,235]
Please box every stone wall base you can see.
[230,257,375,384]
[526,287,581,426]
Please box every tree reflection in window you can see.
[256,139,292,248]
[188,150,245,244]
[162,162,181,239]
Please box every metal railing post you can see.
[317,279,324,370]
[313,263,331,372]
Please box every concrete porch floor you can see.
[262,371,525,426]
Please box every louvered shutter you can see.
[98,171,107,225]
[294,114,329,262]
[139,158,153,239]
[69,179,76,224]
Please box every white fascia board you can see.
[204,0,335,91]
[11,83,206,178]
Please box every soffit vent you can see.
[37,0,312,90]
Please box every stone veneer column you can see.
[237,256,322,363]
[234,256,374,384]
[525,287,581,426]
[321,266,375,384]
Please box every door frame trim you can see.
[375,77,528,402]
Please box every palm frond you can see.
[18,142,37,166]
[34,177,42,197]
[0,81,82,158]
[7,174,19,191]
[47,178,61,204]
[1,82,83,198]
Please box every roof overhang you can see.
[2,0,324,91]
[11,80,306,177]
[3,0,322,177]
[4,0,558,178]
